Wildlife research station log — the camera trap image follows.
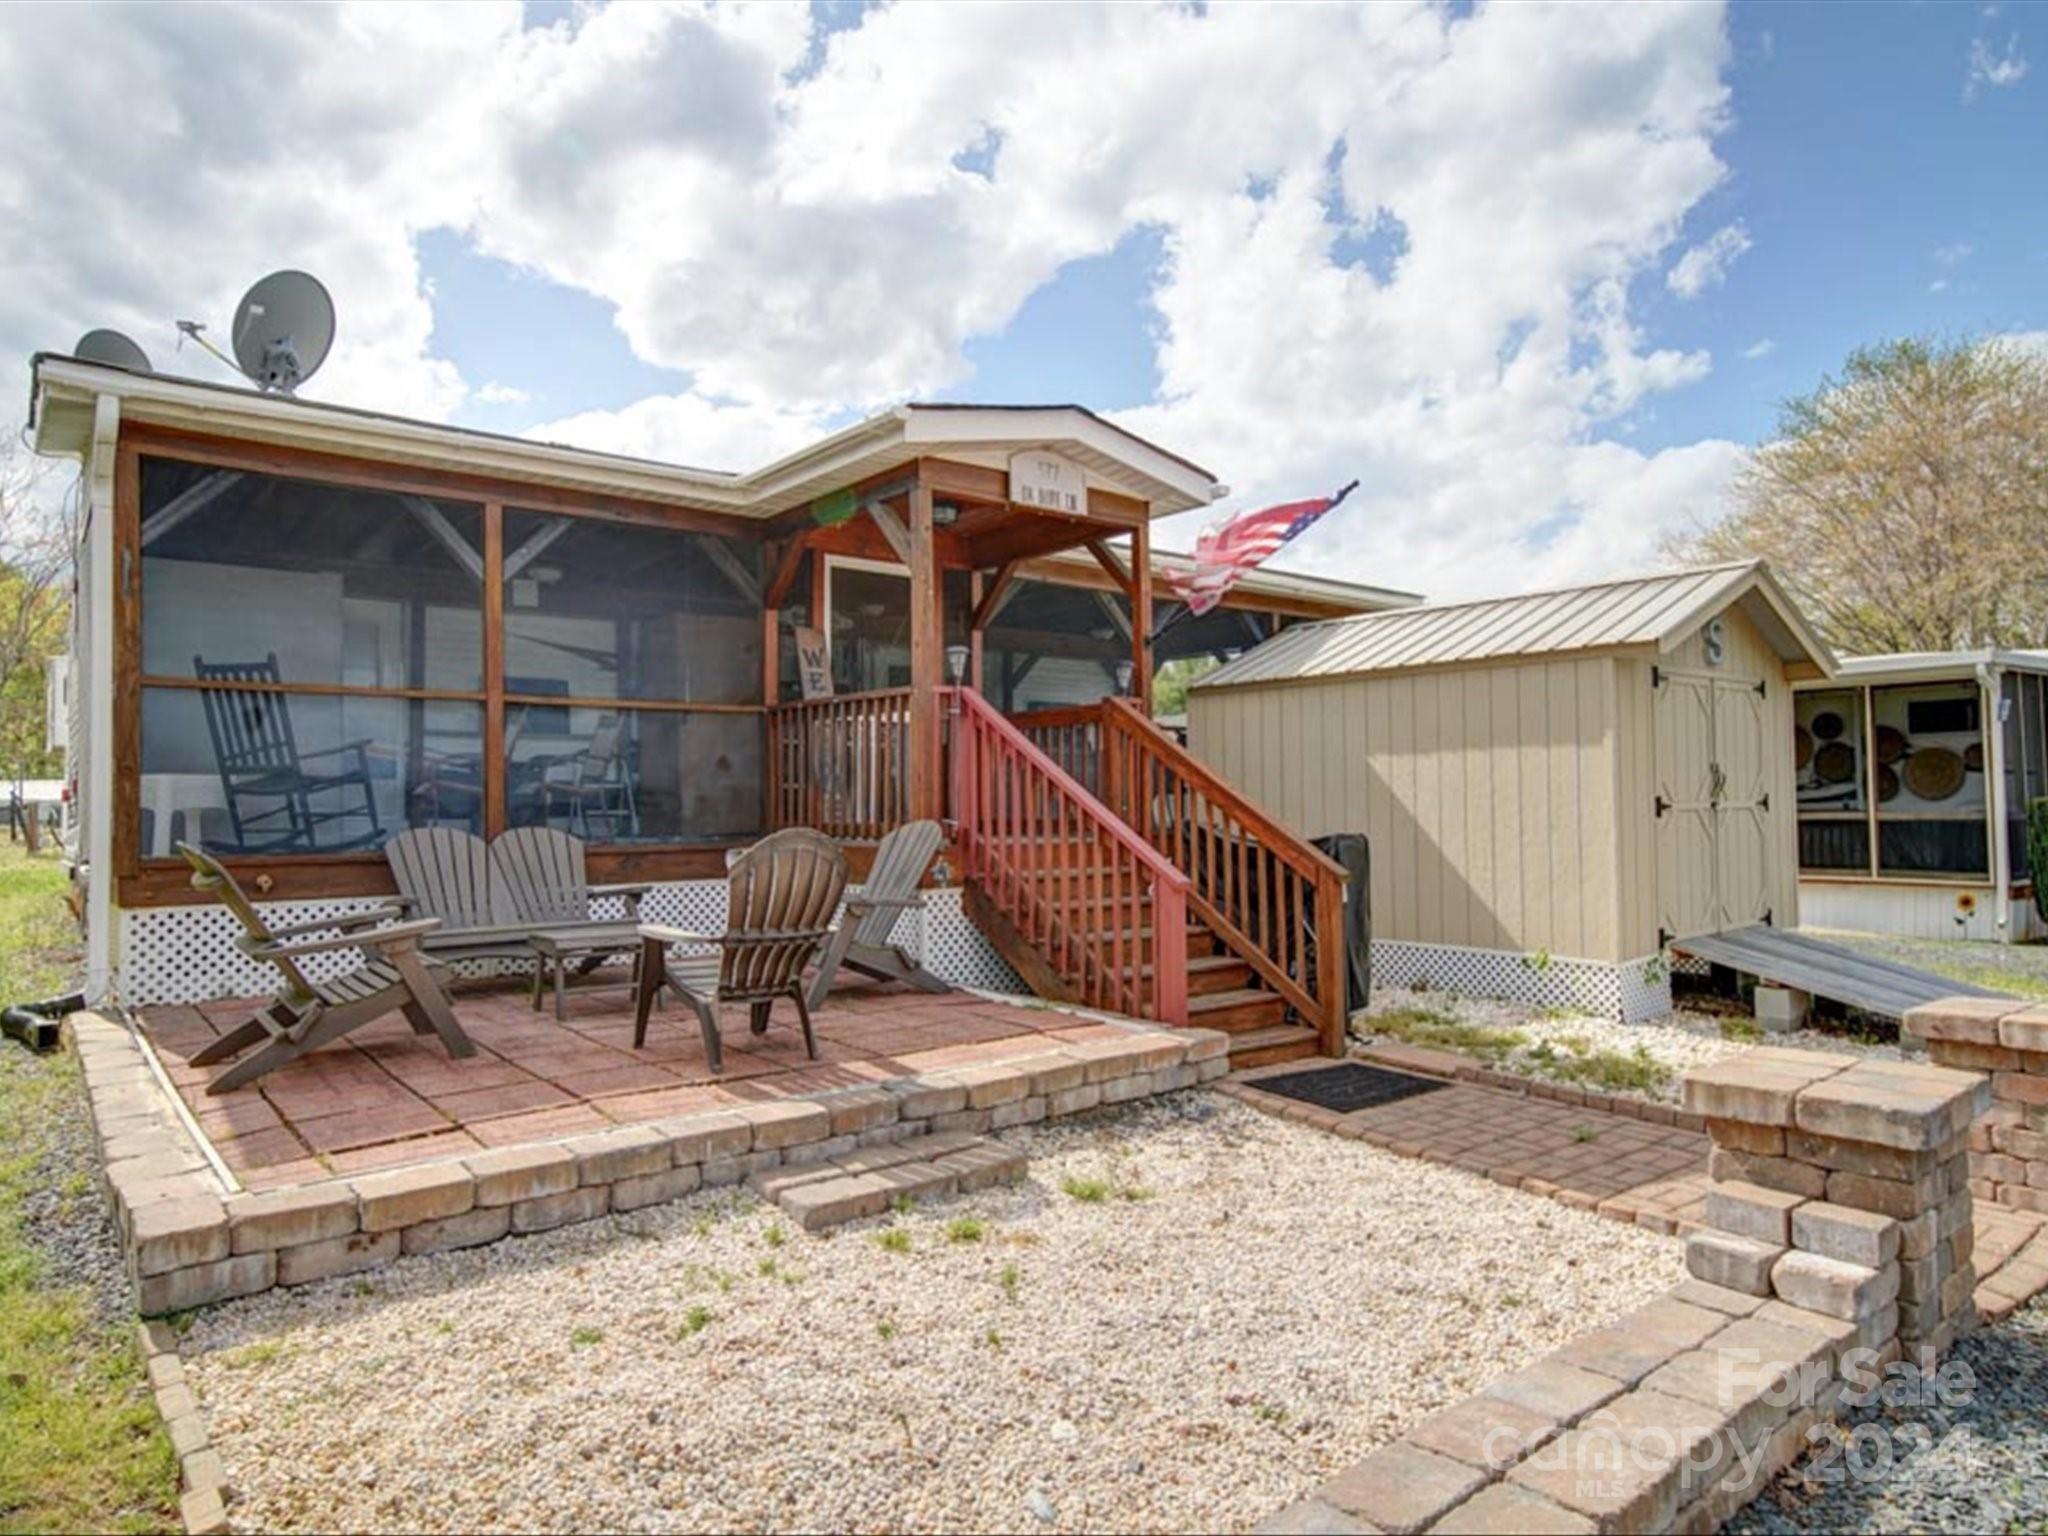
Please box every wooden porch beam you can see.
[399,495,485,582]
[969,558,1022,631]
[688,533,761,605]
[763,534,812,609]
[139,470,242,547]
[1092,590,1133,642]
[504,517,574,579]
[866,498,913,565]
[1083,537,1135,597]
[907,478,941,820]
[1130,513,1155,714]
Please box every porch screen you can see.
[137,458,485,856]
[501,511,762,844]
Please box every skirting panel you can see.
[1371,939,1674,1024]
[114,882,1026,1007]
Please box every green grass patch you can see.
[1525,1039,1671,1096]
[0,844,179,1534]
[569,1325,604,1348]
[1719,1016,1764,1044]
[1370,1006,1528,1062]
[674,1305,713,1340]
[945,1216,987,1245]
[1059,1175,1110,1204]
[874,1227,912,1254]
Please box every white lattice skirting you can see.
[1371,939,1675,1024]
[115,883,1026,1007]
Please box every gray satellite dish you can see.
[74,328,152,373]
[230,270,335,394]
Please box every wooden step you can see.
[1117,953,1254,996]
[1225,1023,1322,1070]
[1189,987,1290,1033]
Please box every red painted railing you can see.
[1014,697,1349,1055]
[767,689,912,839]
[947,687,1189,1026]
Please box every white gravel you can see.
[181,1095,1680,1535]
[1354,987,1902,1103]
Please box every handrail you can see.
[946,687,1189,1026]
[1091,695,1348,1054]
[767,689,913,839]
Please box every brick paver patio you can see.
[1220,1049,2048,1319]
[138,975,1122,1192]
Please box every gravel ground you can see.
[4,1045,131,1324]
[1727,1296,2048,1535]
[1353,988,1899,1105]
[181,1095,1681,1535]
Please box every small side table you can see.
[527,922,647,1021]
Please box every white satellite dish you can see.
[74,328,152,373]
[228,270,335,394]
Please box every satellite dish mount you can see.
[230,271,335,395]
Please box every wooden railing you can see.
[1018,697,1349,1054]
[947,687,1189,1026]
[767,689,912,839]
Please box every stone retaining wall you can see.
[70,1011,1229,1316]
[1904,998,2048,1218]
[1258,1043,1997,1536]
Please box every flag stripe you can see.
[1164,482,1356,616]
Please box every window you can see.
[2005,672,2047,882]
[139,458,485,856]
[1795,689,1868,873]
[502,511,760,706]
[135,455,774,861]
[1797,679,1997,882]
[983,577,1132,712]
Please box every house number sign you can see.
[1008,449,1087,516]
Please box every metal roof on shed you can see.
[1194,559,1834,689]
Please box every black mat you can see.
[1250,1061,1448,1113]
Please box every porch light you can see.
[1114,659,1135,694]
[933,499,961,527]
[945,643,970,683]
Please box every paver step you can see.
[1225,1023,1322,1069]
[750,1132,1027,1233]
[1189,987,1291,1033]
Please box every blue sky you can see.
[433,0,2043,458]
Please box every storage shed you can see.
[1794,649,2048,945]
[1188,560,1837,1020]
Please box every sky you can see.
[2,0,2040,603]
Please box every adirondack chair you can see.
[489,826,651,926]
[175,842,472,1095]
[541,713,640,839]
[384,828,538,966]
[805,818,948,1009]
[631,828,848,1071]
[194,654,383,852]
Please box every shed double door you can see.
[1654,669,1772,943]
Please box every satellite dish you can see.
[74,329,152,373]
[229,270,334,394]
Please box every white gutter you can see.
[85,393,119,1004]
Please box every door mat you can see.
[1249,1061,1449,1114]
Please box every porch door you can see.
[1654,671,1721,943]
[825,559,912,695]
[1712,676,1772,930]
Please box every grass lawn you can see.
[0,841,178,1535]
[1817,926,2048,1002]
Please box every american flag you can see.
[1166,481,1358,617]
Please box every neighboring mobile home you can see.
[28,351,1404,1057]
[1794,650,2048,945]
[1188,561,1837,1020]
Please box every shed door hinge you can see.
[1762,908,1774,927]
[1755,678,1768,698]
[1657,927,1673,950]
[1651,665,1663,689]
[1759,791,1770,812]
[1654,794,1671,818]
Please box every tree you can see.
[0,430,73,780]
[1150,655,1220,718]
[1683,336,2048,654]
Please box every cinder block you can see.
[1790,1202,1900,1270]
[127,1196,228,1278]
[353,1162,475,1231]
[1706,1118,1787,1157]
[655,1110,753,1165]
[135,1252,275,1315]
[1710,1149,1829,1199]
[1686,1231,1783,1295]
[510,1185,609,1234]
[466,1145,577,1207]
[1770,1251,1900,1322]
[401,1204,511,1256]
[276,1229,399,1286]
[227,1184,359,1254]
[1705,1180,1807,1246]
[564,1125,671,1186]
[1753,986,1809,1034]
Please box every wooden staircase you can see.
[950,689,1343,1071]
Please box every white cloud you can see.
[474,381,531,406]
[1934,242,1974,268]
[1967,32,2030,98]
[1930,279,1951,294]
[1666,221,1752,298]
[1743,338,1775,360]
[1,0,1748,601]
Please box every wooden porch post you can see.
[968,570,986,698]
[1130,514,1155,717]
[907,473,942,821]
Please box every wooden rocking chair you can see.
[176,843,474,1095]
[805,818,948,1010]
[631,828,848,1072]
